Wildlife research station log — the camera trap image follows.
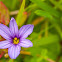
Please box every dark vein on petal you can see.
[0,27,11,39]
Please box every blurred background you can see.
[0,0,62,62]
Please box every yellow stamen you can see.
[14,37,17,40]
[13,37,19,44]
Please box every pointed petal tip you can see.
[8,45,21,59]
[29,43,33,47]
[32,24,34,28]
[0,40,12,49]
[9,56,18,59]
[28,24,34,27]
[19,24,34,38]
[10,17,18,37]
[28,24,34,29]
[11,17,15,20]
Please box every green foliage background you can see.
[0,0,62,62]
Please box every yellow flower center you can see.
[13,37,19,44]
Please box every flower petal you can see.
[0,40,12,49]
[19,24,34,38]
[9,17,18,37]
[8,45,21,59]
[0,24,11,39]
[19,39,33,47]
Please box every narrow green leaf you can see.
[25,4,37,12]
[16,0,25,26]
[35,10,53,19]
[30,0,60,17]
[11,0,17,10]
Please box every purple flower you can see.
[0,17,34,59]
